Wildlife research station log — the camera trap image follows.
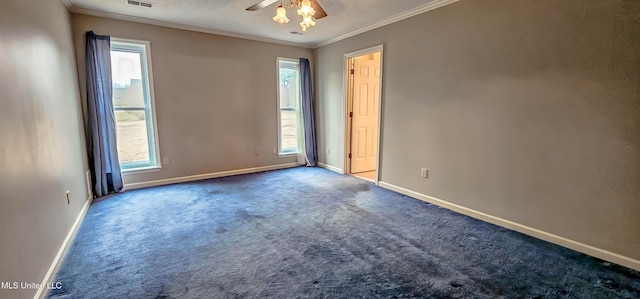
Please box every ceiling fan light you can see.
[297,0,315,17]
[299,15,315,31]
[272,5,289,24]
[305,16,316,27]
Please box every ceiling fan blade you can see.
[310,0,328,19]
[246,0,279,11]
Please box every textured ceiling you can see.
[68,0,451,47]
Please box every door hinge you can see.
[349,112,353,117]
[350,68,354,74]
[348,153,352,158]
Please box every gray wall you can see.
[72,15,314,185]
[315,0,640,260]
[0,1,90,298]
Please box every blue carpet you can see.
[48,167,639,298]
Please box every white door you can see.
[350,55,380,174]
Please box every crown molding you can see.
[313,0,459,48]
[69,0,458,50]
[61,0,73,9]
[71,6,313,49]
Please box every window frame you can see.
[111,38,162,174]
[276,57,303,157]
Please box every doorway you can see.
[344,45,383,184]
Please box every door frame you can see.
[342,44,384,184]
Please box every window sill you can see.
[122,165,162,175]
[278,153,298,158]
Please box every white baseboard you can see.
[34,195,93,299]
[124,163,300,190]
[378,181,640,272]
[317,162,343,174]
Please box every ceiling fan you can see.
[246,0,328,32]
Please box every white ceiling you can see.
[67,0,457,48]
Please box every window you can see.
[277,58,302,155]
[110,39,160,172]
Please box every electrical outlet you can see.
[273,147,277,155]
[163,157,171,165]
[255,148,260,156]
[66,191,71,205]
[421,168,428,179]
[326,147,330,154]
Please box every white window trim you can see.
[276,57,303,158]
[121,166,162,175]
[111,37,162,174]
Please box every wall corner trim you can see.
[34,195,93,299]
[378,181,640,272]
[318,162,343,174]
[124,163,301,190]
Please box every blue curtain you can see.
[86,31,123,197]
[299,58,318,166]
